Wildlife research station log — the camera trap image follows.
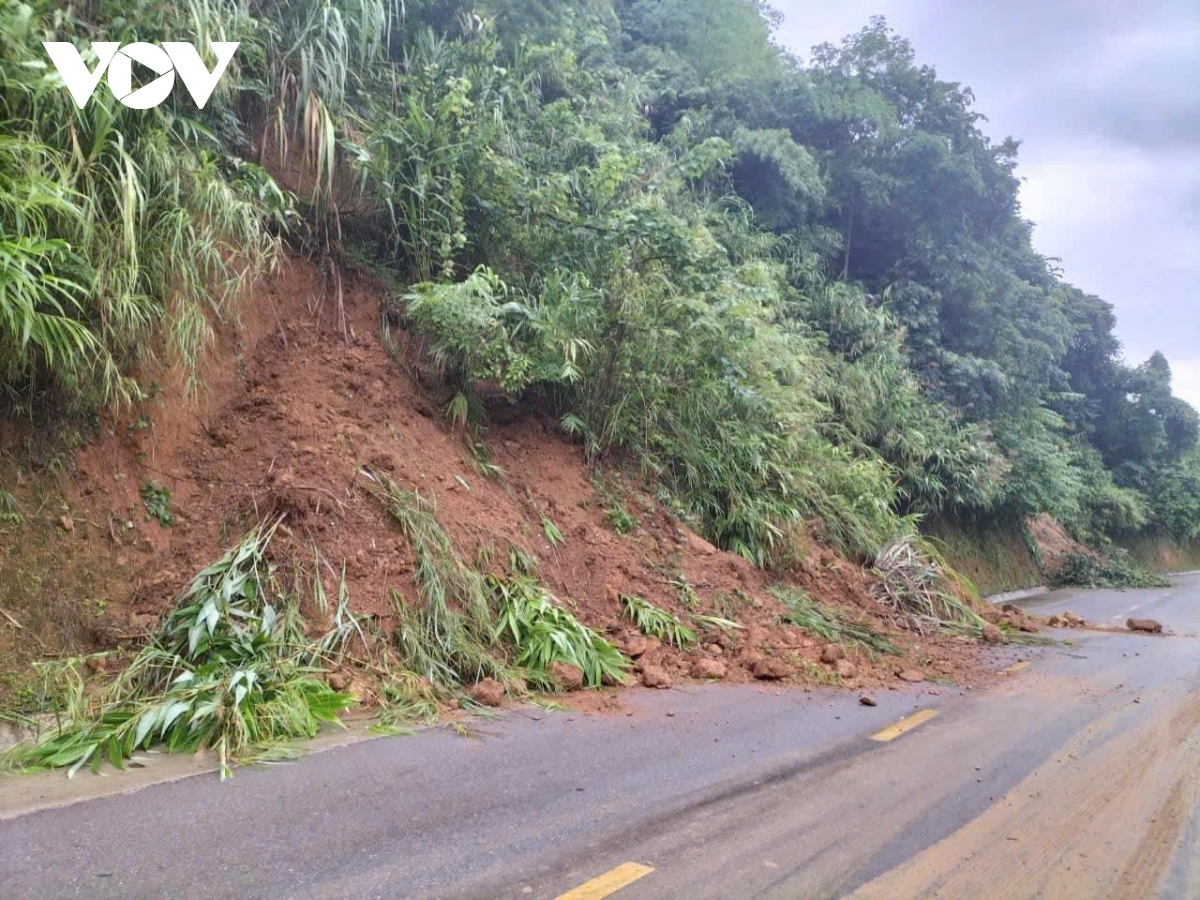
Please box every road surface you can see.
[3,574,1200,899]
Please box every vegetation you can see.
[621,595,697,650]
[492,574,631,688]
[364,467,628,690]
[773,586,899,658]
[3,2,1196,591]
[3,523,355,779]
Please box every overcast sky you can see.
[773,0,1200,410]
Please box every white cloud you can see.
[1173,358,1200,412]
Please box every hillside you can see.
[0,0,1192,769]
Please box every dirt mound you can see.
[2,256,988,704]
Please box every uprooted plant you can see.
[621,595,697,650]
[362,467,627,693]
[3,521,356,779]
[772,586,899,659]
[871,536,986,635]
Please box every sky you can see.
[772,0,1200,410]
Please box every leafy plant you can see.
[604,503,638,535]
[140,481,174,527]
[1049,552,1169,590]
[4,523,355,779]
[541,515,565,547]
[772,586,899,658]
[871,537,986,634]
[621,595,696,650]
[492,575,630,688]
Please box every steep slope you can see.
[1,256,990,712]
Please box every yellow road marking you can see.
[556,863,654,899]
[871,708,939,742]
[999,660,1030,676]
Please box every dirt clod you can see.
[981,624,1004,644]
[820,645,846,665]
[691,659,727,680]
[897,670,925,683]
[468,678,504,707]
[860,695,877,706]
[752,658,793,681]
[641,665,672,689]
[835,659,857,678]
[1127,618,1163,634]
[549,662,585,692]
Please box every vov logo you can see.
[42,41,239,110]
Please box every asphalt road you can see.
[4,575,1200,899]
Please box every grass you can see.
[621,595,697,650]
[871,536,987,635]
[363,468,511,688]
[493,575,630,689]
[772,586,899,658]
[3,522,356,779]
[363,467,627,692]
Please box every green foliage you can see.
[4,523,356,778]
[1049,552,1170,591]
[140,481,174,528]
[604,502,637,535]
[0,0,290,410]
[772,585,899,658]
[621,595,696,649]
[363,469,511,686]
[492,575,630,688]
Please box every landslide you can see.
[0,257,991,711]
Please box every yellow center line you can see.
[999,660,1030,676]
[870,708,939,742]
[555,863,655,900]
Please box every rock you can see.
[691,659,727,680]
[739,648,765,667]
[1127,618,1163,634]
[622,632,649,658]
[1046,615,1063,627]
[860,695,878,707]
[981,623,1004,644]
[686,530,719,556]
[981,606,1002,624]
[896,669,925,683]
[326,672,349,692]
[834,659,857,678]
[746,626,771,648]
[1001,603,1021,614]
[641,665,673,689]
[346,677,374,704]
[820,645,846,665]
[752,658,792,681]
[549,661,585,692]
[468,678,504,708]
[703,643,724,656]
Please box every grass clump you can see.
[492,575,630,689]
[140,481,174,527]
[363,469,511,688]
[621,595,697,650]
[364,468,626,692]
[772,586,899,658]
[871,536,987,634]
[3,522,356,779]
